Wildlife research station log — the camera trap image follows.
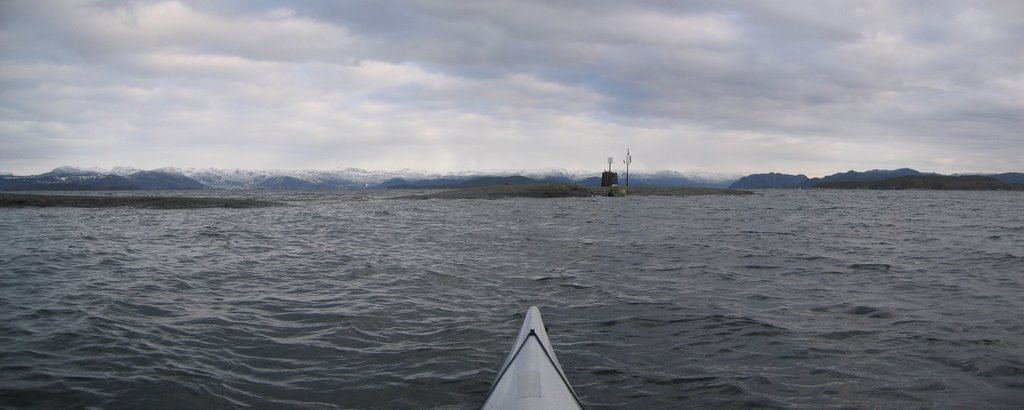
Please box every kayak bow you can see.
[481,306,583,410]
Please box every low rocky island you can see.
[593,186,754,197]
[0,193,284,209]
[395,183,753,199]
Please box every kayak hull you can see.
[481,306,582,410]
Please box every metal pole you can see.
[624,149,631,187]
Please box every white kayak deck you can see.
[481,306,583,410]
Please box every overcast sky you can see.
[1,0,1022,177]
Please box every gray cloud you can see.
[1,0,1021,176]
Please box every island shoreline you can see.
[0,193,285,209]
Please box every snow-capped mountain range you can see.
[2,166,739,190]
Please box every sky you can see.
[1,0,1022,177]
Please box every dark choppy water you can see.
[2,190,1023,409]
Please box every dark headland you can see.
[814,175,1023,190]
[0,193,284,209]
[394,183,753,199]
[730,169,1024,190]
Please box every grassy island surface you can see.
[0,193,284,209]
[592,186,754,197]
[396,183,754,199]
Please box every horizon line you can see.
[3,165,1022,181]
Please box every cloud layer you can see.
[2,0,1022,176]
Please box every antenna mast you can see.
[624,149,632,187]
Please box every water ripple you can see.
[1,190,1022,408]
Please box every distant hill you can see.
[1,174,138,191]
[180,168,366,189]
[256,176,331,189]
[625,170,732,188]
[730,168,937,189]
[815,175,1021,190]
[381,175,540,189]
[568,171,734,188]
[992,172,1024,185]
[577,177,602,187]
[376,176,474,189]
[458,175,537,188]
[814,168,932,184]
[126,170,207,189]
[376,171,732,189]
[38,166,107,178]
[729,173,810,189]
[0,169,206,191]
[534,175,575,184]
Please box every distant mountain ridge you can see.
[0,169,206,191]
[4,166,1021,191]
[2,166,738,190]
[729,168,1023,189]
[729,168,926,189]
[987,172,1024,185]
[817,168,933,184]
[619,170,730,188]
[376,175,542,189]
[816,175,1022,190]
[729,172,811,189]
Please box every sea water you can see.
[1,190,1022,408]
